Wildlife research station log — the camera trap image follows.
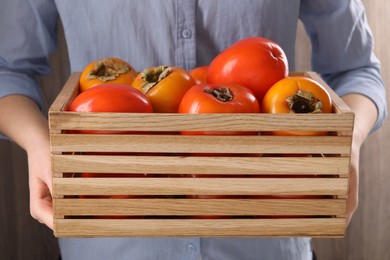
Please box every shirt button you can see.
[181,29,192,38]
[187,243,197,252]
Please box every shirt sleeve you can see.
[299,0,387,132]
[0,0,59,112]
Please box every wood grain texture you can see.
[54,198,346,217]
[51,155,350,176]
[54,218,346,238]
[50,111,354,132]
[51,133,352,154]
[53,177,348,197]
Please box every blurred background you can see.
[0,1,388,259]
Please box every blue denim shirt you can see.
[0,0,387,133]
[0,0,387,259]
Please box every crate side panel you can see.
[49,112,354,132]
[51,134,352,155]
[49,72,80,113]
[54,198,346,217]
[51,155,350,176]
[53,177,348,196]
[54,218,346,238]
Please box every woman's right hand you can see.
[27,139,54,229]
[0,95,54,229]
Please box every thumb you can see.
[29,175,54,230]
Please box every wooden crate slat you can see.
[52,154,350,176]
[49,73,79,112]
[53,218,346,238]
[55,198,346,217]
[49,111,354,132]
[53,177,348,196]
[51,134,352,154]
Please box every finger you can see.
[31,196,54,229]
[346,167,359,227]
[29,177,54,230]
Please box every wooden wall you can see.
[1,1,389,259]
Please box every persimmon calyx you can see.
[285,90,323,113]
[141,66,173,93]
[204,88,233,102]
[87,58,130,82]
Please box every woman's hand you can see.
[0,95,53,229]
[345,133,361,226]
[341,94,377,227]
[27,136,53,229]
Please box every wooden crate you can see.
[49,72,354,238]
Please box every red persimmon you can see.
[208,37,289,103]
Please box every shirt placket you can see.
[175,0,197,70]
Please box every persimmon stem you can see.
[204,88,233,102]
[87,58,130,82]
[285,90,323,113]
[141,66,173,93]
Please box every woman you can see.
[0,1,386,259]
